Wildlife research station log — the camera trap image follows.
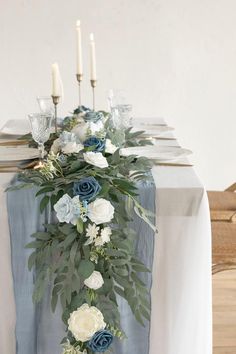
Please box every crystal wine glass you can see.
[107,89,133,129]
[37,96,54,114]
[28,113,52,164]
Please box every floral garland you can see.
[13,106,155,354]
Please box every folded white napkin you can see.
[0,119,30,136]
[120,146,192,161]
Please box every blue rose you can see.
[84,111,104,123]
[74,105,91,115]
[84,136,105,152]
[87,330,113,353]
[73,177,101,202]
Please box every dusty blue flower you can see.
[59,131,80,145]
[84,136,105,152]
[84,111,104,123]
[73,177,101,202]
[54,194,88,225]
[74,105,91,115]
[87,330,113,352]
[54,194,77,224]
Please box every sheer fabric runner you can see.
[7,180,155,354]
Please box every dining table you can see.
[0,117,212,354]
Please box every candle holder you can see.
[90,79,97,111]
[51,95,60,133]
[76,73,83,107]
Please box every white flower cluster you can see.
[68,304,106,342]
[51,131,83,155]
[49,108,119,173]
[85,224,112,246]
[72,119,104,143]
[54,196,114,226]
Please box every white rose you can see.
[61,142,84,154]
[68,304,106,342]
[83,152,108,169]
[72,120,104,142]
[51,138,61,154]
[72,121,90,142]
[105,139,118,154]
[84,270,104,290]
[88,198,114,225]
[90,120,104,135]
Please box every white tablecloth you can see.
[0,120,212,354]
[150,168,212,354]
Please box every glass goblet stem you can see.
[38,143,45,162]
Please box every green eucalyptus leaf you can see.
[60,292,67,310]
[114,286,125,299]
[139,305,150,321]
[99,183,110,197]
[110,258,128,266]
[69,160,81,173]
[70,242,78,263]
[59,224,74,235]
[82,245,90,260]
[51,293,58,313]
[76,218,84,234]
[71,274,81,293]
[134,309,145,326]
[40,195,50,213]
[54,274,66,284]
[28,251,37,270]
[113,267,129,277]
[36,186,54,197]
[78,260,95,279]
[65,284,72,304]
[60,233,77,248]
[113,273,130,288]
[25,241,43,249]
[46,224,58,234]
[132,263,150,273]
[31,232,50,240]
[106,249,126,257]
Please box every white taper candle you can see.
[90,33,97,81]
[76,20,83,75]
[51,62,61,96]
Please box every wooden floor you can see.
[213,270,236,354]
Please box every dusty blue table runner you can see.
[7,180,155,354]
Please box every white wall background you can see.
[0,0,235,190]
